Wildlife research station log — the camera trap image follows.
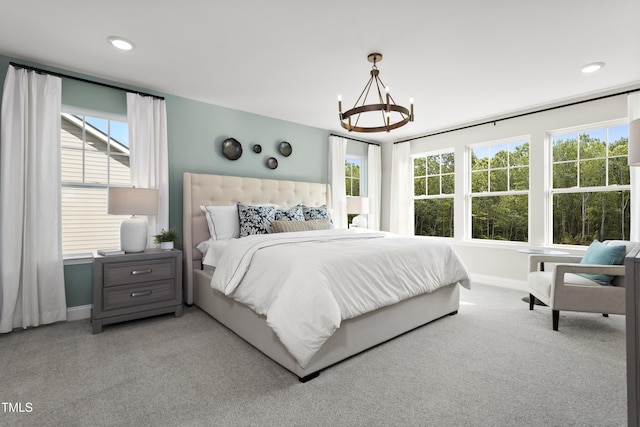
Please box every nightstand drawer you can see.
[103,259,175,287]
[103,280,175,310]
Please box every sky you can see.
[84,116,129,147]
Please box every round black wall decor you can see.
[266,157,278,169]
[222,138,242,160]
[253,144,262,153]
[279,141,292,157]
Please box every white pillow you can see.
[200,205,240,240]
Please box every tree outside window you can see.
[345,157,363,225]
[470,139,529,242]
[551,124,629,245]
[345,157,361,197]
[413,150,455,237]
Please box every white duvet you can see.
[210,229,470,367]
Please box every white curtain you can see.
[629,92,640,242]
[390,141,413,235]
[0,65,66,333]
[367,144,382,230]
[329,135,348,229]
[127,93,169,247]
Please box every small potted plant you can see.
[153,228,178,250]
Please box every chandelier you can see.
[338,53,414,133]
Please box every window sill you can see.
[442,239,586,255]
[63,252,95,266]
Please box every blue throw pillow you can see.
[578,240,626,285]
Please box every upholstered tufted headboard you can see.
[182,172,331,304]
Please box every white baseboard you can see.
[67,304,91,321]
[470,273,528,292]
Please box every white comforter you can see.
[210,229,470,367]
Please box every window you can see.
[60,110,130,253]
[345,156,364,225]
[345,157,362,197]
[470,139,529,242]
[551,122,629,245]
[413,150,455,237]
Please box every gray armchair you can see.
[527,240,637,331]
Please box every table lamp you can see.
[108,187,159,253]
[346,196,369,228]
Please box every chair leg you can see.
[529,294,535,310]
[552,310,559,331]
[602,314,609,317]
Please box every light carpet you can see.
[0,283,627,426]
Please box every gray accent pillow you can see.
[271,218,333,233]
[237,202,276,237]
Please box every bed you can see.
[183,172,470,381]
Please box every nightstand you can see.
[92,249,183,334]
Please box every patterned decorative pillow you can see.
[271,218,333,233]
[237,203,276,237]
[301,204,333,223]
[274,205,305,221]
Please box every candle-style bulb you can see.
[410,97,414,121]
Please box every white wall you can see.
[380,94,628,290]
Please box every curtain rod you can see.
[9,62,165,100]
[394,86,640,144]
[329,133,380,146]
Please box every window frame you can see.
[60,105,131,256]
[467,135,531,243]
[345,155,365,197]
[547,118,630,246]
[412,147,456,238]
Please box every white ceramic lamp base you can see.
[120,216,147,253]
[351,214,368,229]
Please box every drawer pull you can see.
[131,290,152,298]
[131,269,152,275]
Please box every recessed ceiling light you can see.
[108,36,134,51]
[581,62,605,73]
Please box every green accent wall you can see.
[0,54,331,307]
[63,264,93,307]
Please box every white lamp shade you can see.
[629,118,640,166]
[346,196,370,214]
[108,187,158,253]
[108,187,159,215]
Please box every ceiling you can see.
[1,0,639,143]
